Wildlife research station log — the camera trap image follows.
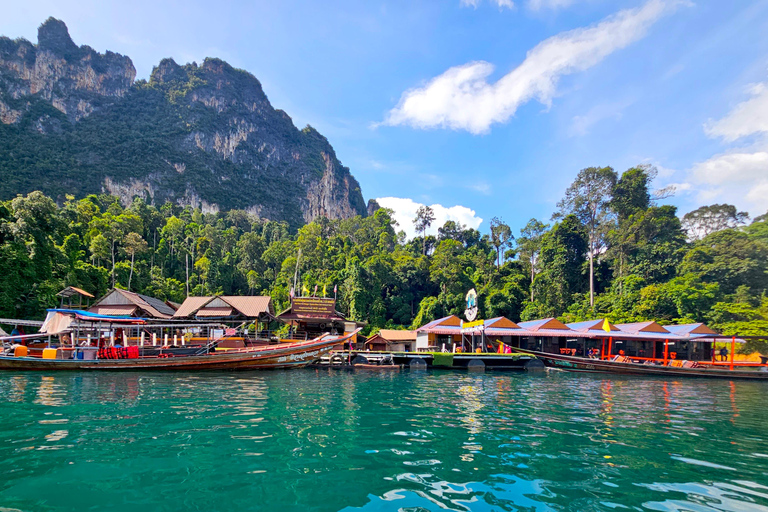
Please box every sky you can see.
[3,0,768,238]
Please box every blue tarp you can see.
[46,309,147,322]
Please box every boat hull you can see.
[0,334,350,371]
[517,349,768,380]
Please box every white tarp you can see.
[39,311,73,335]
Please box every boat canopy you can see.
[40,309,146,334]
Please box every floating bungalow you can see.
[365,329,417,352]
[173,296,275,325]
[277,297,363,345]
[89,288,176,320]
[414,314,727,364]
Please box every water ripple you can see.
[0,371,767,511]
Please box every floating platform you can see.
[315,351,544,371]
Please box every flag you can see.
[302,284,310,296]
[334,284,337,294]
[314,284,318,296]
[322,284,327,297]
[602,319,611,333]
[289,287,295,299]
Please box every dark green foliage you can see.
[0,159,765,344]
[0,51,366,230]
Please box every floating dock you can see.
[316,351,544,371]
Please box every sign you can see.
[461,319,485,334]
[291,297,336,316]
[464,288,478,322]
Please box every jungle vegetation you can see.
[1,165,766,351]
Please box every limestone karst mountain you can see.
[0,18,367,226]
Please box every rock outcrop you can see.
[0,18,135,124]
[0,18,367,226]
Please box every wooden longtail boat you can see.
[516,348,768,380]
[0,332,357,371]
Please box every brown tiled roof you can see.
[196,307,234,317]
[221,296,274,317]
[90,305,138,316]
[379,329,417,341]
[90,289,174,319]
[173,296,214,318]
[173,296,274,319]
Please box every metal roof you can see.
[665,323,718,336]
[517,318,570,331]
[90,305,139,316]
[57,286,95,298]
[220,296,274,317]
[615,321,671,334]
[567,319,622,333]
[379,329,417,341]
[174,296,215,318]
[90,288,174,319]
[196,307,234,318]
[417,315,462,332]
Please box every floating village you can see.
[1,286,766,379]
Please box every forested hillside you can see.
[0,18,367,227]
[1,165,766,351]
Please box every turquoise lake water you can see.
[1,369,767,512]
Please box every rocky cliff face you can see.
[0,18,135,125]
[0,18,367,226]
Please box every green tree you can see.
[123,232,148,290]
[682,204,749,240]
[413,205,435,256]
[555,166,617,306]
[516,218,549,301]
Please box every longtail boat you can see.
[0,309,358,371]
[515,348,768,380]
[0,334,354,371]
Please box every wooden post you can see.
[140,331,145,347]
[664,339,669,365]
[730,336,735,371]
[601,338,605,360]
[152,333,157,346]
[607,337,613,360]
[173,335,178,347]
[164,333,168,346]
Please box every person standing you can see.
[720,346,728,361]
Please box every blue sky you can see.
[3,0,768,237]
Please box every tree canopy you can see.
[1,165,766,352]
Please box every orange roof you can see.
[173,296,215,318]
[196,307,234,317]
[221,296,274,317]
[378,329,417,341]
[57,286,95,298]
[173,296,274,318]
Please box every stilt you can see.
[731,336,735,371]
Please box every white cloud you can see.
[375,197,484,240]
[383,0,682,134]
[678,80,768,215]
[705,82,768,142]
[461,0,515,9]
[528,0,577,11]
[689,149,768,213]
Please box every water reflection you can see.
[0,371,767,512]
